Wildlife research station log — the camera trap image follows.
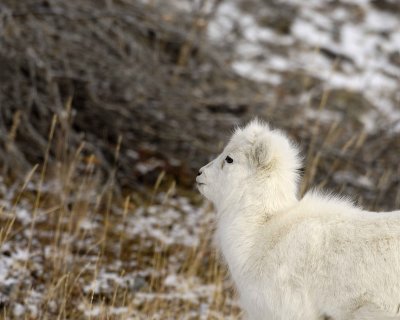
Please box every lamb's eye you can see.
[225,156,233,164]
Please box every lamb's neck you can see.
[245,183,298,215]
[217,183,298,217]
[215,186,298,280]
[216,207,263,282]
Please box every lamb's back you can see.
[289,192,400,315]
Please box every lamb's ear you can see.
[247,139,271,170]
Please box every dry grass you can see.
[0,113,242,319]
[0,0,259,183]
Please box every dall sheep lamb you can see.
[196,120,400,320]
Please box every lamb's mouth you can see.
[196,182,205,186]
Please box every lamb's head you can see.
[196,120,301,212]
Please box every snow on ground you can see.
[127,196,210,247]
[207,0,400,131]
[0,177,236,319]
[137,0,400,130]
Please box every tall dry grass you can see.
[0,106,240,319]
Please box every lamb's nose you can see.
[197,171,202,176]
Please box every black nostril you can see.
[197,171,202,176]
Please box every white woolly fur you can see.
[196,119,400,320]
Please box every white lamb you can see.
[196,119,400,320]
